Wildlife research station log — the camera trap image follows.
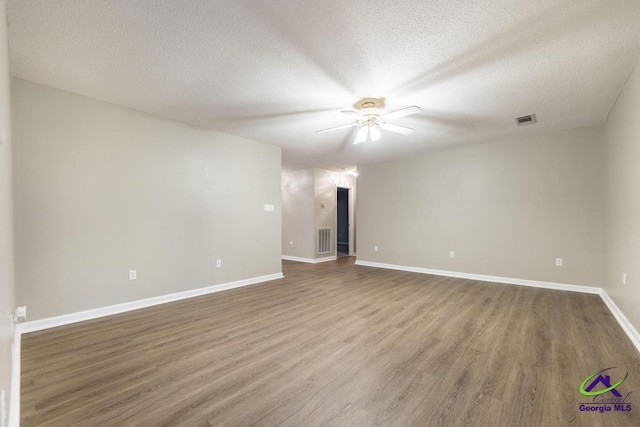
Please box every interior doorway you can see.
[336,187,350,257]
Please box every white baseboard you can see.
[0,390,5,427]
[282,255,337,264]
[9,330,20,427]
[598,289,640,354]
[355,259,640,355]
[16,272,284,335]
[354,260,600,294]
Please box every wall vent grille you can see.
[318,227,332,254]
[515,113,537,126]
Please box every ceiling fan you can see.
[316,98,421,145]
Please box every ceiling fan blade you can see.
[316,123,356,133]
[380,122,415,135]
[353,134,367,145]
[381,105,421,120]
[340,110,360,116]
[353,126,368,145]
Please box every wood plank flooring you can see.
[21,258,640,426]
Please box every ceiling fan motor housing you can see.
[353,97,385,111]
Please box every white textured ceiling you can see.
[7,1,640,170]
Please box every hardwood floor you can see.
[21,258,640,426]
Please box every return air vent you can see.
[515,113,537,126]
[318,227,332,254]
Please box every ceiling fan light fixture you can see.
[369,125,381,141]
[356,125,369,142]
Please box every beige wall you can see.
[0,0,14,417]
[281,169,315,259]
[603,58,640,331]
[357,126,603,287]
[12,79,282,320]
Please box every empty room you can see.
[2,1,640,426]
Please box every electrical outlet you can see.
[13,306,26,323]
[555,258,563,267]
[289,241,294,247]
[129,270,137,280]
[622,272,627,285]
[449,251,455,259]
[374,245,379,252]
[216,259,222,268]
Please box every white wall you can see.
[0,0,14,421]
[281,169,315,259]
[357,126,603,287]
[12,79,282,320]
[603,58,640,332]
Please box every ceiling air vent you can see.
[515,113,537,126]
